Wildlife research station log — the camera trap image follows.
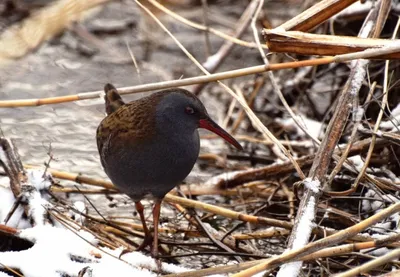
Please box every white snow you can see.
[28,190,51,226]
[352,106,364,122]
[362,189,400,237]
[0,147,9,167]
[71,200,87,225]
[389,103,400,118]
[205,170,242,185]
[0,169,53,228]
[26,168,52,190]
[379,102,400,130]
[304,178,320,193]
[0,186,30,228]
[359,21,374,39]
[277,261,303,277]
[349,59,369,96]
[347,20,371,96]
[277,196,316,277]
[202,53,220,70]
[348,155,365,172]
[291,196,316,249]
[276,115,323,140]
[0,218,193,277]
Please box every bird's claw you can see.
[136,233,154,252]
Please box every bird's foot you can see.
[118,234,153,258]
[154,258,162,273]
[119,247,134,258]
[136,233,154,252]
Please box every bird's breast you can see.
[101,130,200,200]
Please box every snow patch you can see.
[28,190,51,226]
[26,169,52,190]
[0,224,192,277]
[205,170,242,185]
[277,197,316,277]
[349,59,369,96]
[352,106,364,122]
[348,155,365,171]
[0,147,9,167]
[203,54,220,70]
[277,115,323,140]
[362,189,400,237]
[277,261,302,277]
[304,178,320,193]
[292,196,316,249]
[71,201,87,225]
[0,186,30,229]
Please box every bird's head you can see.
[155,89,242,150]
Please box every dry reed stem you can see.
[0,224,18,236]
[326,81,377,188]
[35,164,397,242]
[233,228,290,240]
[334,248,400,277]
[231,76,265,133]
[279,0,359,31]
[164,194,292,229]
[264,30,400,59]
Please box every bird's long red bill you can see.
[199,118,243,150]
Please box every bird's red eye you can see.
[185,106,195,115]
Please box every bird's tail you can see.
[104,83,125,115]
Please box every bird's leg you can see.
[152,199,162,271]
[152,199,162,258]
[135,201,153,251]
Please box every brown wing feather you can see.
[96,93,163,162]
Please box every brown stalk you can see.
[264,30,400,58]
[0,224,18,236]
[278,0,359,31]
[334,248,400,277]
[0,138,26,197]
[231,76,266,133]
[326,81,377,188]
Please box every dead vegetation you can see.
[0,0,400,276]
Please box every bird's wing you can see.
[96,102,156,157]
